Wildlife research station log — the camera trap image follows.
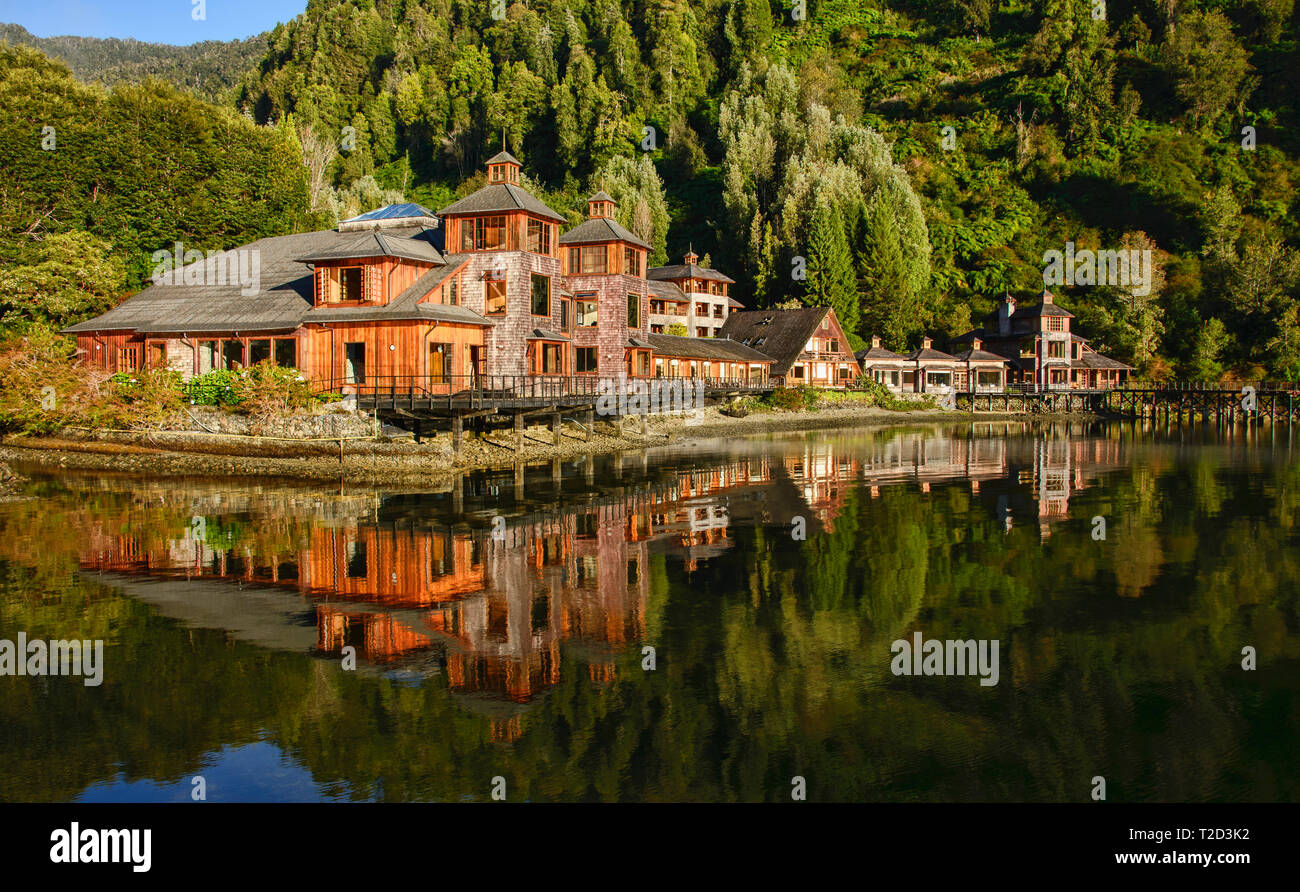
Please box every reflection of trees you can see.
[0,431,1297,801]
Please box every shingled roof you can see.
[647,262,735,284]
[647,333,775,363]
[1017,290,1074,317]
[65,227,464,336]
[437,182,566,223]
[1074,350,1133,370]
[951,344,1009,363]
[66,229,348,334]
[717,307,836,376]
[295,229,443,264]
[558,217,651,249]
[648,280,687,301]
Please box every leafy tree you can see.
[1162,11,1253,132]
[0,232,126,330]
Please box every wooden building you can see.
[951,291,1133,391]
[717,306,861,387]
[647,249,737,338]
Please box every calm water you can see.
[1,421,1297,802]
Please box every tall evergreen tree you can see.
[805,199,858,334]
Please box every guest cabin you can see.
[950,291,1133,390]
[718,306,861,388]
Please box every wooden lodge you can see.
[717,306,861,387]
[66,150,780,395]
[949,290,1133,391]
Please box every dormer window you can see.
[319,266,366,304]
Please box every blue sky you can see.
[0,0,308,45]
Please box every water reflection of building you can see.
[76,427,1127,736]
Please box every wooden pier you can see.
[330,373,775,451]
[958,383,1300,425]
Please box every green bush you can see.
[761,386,819,411]
[183,369,242,407]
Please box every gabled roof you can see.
[856,344,905,362]
[295,229,443,265]
[647,333,774,363]
[648,280,686,301]
[558,217,651,249]
[907,341,958,362]
[717,307,840,375]
[951,346,1008,363]
[437,183,566,223]
[647,263,735,284]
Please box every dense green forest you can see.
[3,0,1299,380]
[0,23,268,103]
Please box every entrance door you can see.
[344,342,366,385]
[468,345,483,388]
[428,342,450,392]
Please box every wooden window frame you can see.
[485,274,508,316]
[531,273,551,317]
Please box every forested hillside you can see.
[3,1,1299,380]
[0,24,268,104]
[0,44,312,329]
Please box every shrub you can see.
[230,361,320,433]
[0,328,109,434]
[852,379,927,411]
[761,386,819,411]
[103,368,184,428]
[183,369,242,407]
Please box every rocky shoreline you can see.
[0,403,1059,485]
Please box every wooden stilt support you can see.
[452,415,463,454]
[551,412,562,446]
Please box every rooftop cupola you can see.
[684,247,699,265]
[587,191,616,219]
[921,336,933,349]
[486,150,521,185]
[870,335,882,349]
[1041,288,1054,304]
